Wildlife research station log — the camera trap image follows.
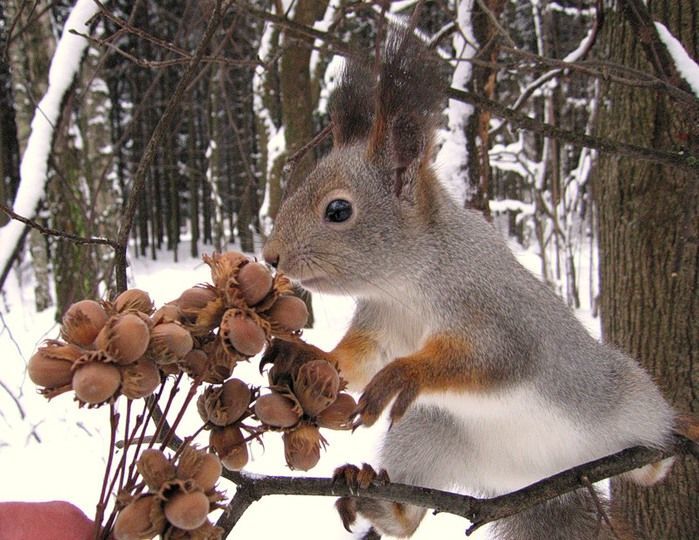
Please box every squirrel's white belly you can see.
[417,386,620,494]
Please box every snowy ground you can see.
[0,241,597,539]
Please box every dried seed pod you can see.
[28,342,84,388]
[197,379,251,427]
[293,360,340,417]
[237,262,273,306]
[316,392,357,430]
[121,358,161,399]
[199,340,238,384]
[137,448,176,491]
[219,309,266,357]
[164,490,210,531]
[149,322,193,364]
[177,446,222,492]
[254,392,302,428]
[209,425,248,471]
[61,299,108,347]
[267,295,308,331]
[72,361,121,404]
[283,423,324,471]
[165,520,222,540]
[113,494,166,540]
[96,313,151,365]
[114,289,154,314]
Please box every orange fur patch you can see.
[330,329,379,386]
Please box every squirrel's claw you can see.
[357,360,419,427]
[333,463,390,493]
[335,496,358,532]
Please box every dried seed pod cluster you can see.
[255,339,356,471]
[114,447,224,540]
[28,290,166,405]
[197,378,255,471]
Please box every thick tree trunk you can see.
[594,2,698,538]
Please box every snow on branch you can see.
[654,22,699,99]
[0,0,100,279]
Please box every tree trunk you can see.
[594,2,698,538]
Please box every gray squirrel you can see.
[262,27,689,539]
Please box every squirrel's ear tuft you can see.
[328,59,375,146]
[368,27,445,194]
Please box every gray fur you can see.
[263,31,675,539]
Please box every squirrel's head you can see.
[263,28,445,297]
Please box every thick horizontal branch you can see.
[216,435,696,536]
[447,87,697,172]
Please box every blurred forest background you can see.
[0,0,697,537]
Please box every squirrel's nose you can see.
[262,241,280,268]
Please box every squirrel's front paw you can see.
[357,360,419,427]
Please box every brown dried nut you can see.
[152,304,181,325]
[197,379,251,427]
[267,295,308,331]
[177,446,222,492]
[72,361,121,404]
[150,322,193,364]
[219,309,266,357]
[115,289,154,314]
[316,392,357,430]
[203,252,248,290]
[177,286,219,314]
[164,490,210,531]
[283,423,325,471]
[121,358,161,399]
[180,348,208,379]
[237,262,273,306]
[210,425,248,471]
[165,520,222,540]
[96,313,151,365]
[137,448,176,491]
[113,494,166,540]
[200,340,238,384]
[293,360,340,417]
[28,342,84,388]
[61,299,109,347]
[254,392,302,428]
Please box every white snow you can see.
[654,22,699,98]
[0,0,101,275]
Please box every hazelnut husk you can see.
[219,309,266,357]
[137,448,176,491]
[96,313,151,365]
[114,288,154,315]
[316,392,356,430]
[283,423,325,471]
[237,262,273,306]
[149,322,193,365]
[254,391,302,429]
[197,379,251,427]
[203,252,248,290]
[152,304,181,325]
[28,342,84,388]
[61,299,108,347]
[293,359,340,417]
[209,425,248,471]
[121,358,161,399]
[267,295,308,331]
[177,446,222,492]
[72,361,121,404]
[166,520,223,539]
[164,490,210,531]
[113,494,166,540]
[176,285,223,334]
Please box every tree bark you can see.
[594,2,698,538]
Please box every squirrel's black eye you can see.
[325,199,353,223]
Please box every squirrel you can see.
[262,27,692,539]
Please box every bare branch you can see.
[215,436,695,536]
